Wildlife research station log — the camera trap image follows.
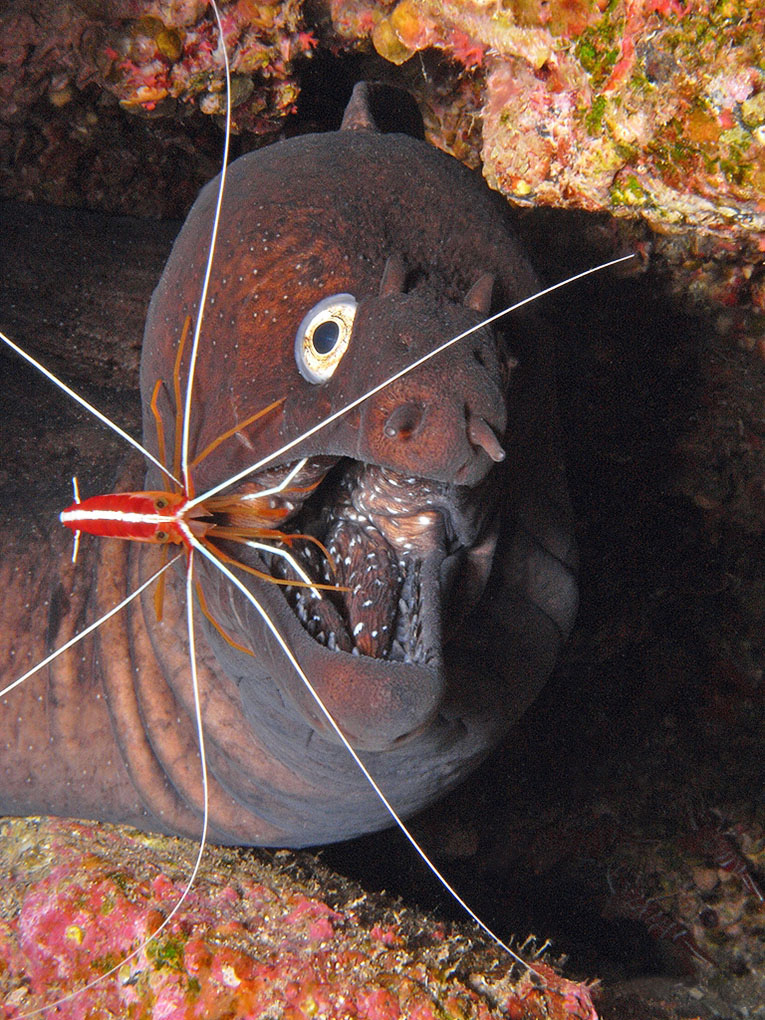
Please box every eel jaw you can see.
[206,455,500,751]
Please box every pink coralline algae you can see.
[2,0,763,319]
[0,0,314,135]
[0,0,317,215]
[325,0,765,359]
[101,1,316,127]
[328,0,765,244]
[0,817,598,1020]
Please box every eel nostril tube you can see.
[383,402,424,440]
[467,414,506,462]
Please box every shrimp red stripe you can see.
[60,491,192,544]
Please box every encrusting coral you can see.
[0,817,597,1020]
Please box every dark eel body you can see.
[0,87,577,847]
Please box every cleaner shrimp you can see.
[0,3,634,1013]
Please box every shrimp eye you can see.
[155,530,169,542]
[155,497,168,509]
[294,294,357,383]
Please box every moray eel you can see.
[0,85,577,847]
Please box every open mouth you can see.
[213,455,488,670]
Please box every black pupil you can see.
[312,319,340,355]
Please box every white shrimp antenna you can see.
[188,531,542,975]
[0,329,183,489]
[0,556,179,702]
[69,476,82,563]
[7,556,209,1019]
[187,253,635,510]
[180,0,232,493]
[5,2,225,1016]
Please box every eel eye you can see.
[294,293,357,383]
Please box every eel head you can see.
[140,116,562,768]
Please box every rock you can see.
[0,816,597,1020]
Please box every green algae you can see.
[573,0,623,88]
[147,935,186,970]
[610,173,649,207]
[585,94,607,134]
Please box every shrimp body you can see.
[60,490,200,546]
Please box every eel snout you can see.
[340,294,510,490]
